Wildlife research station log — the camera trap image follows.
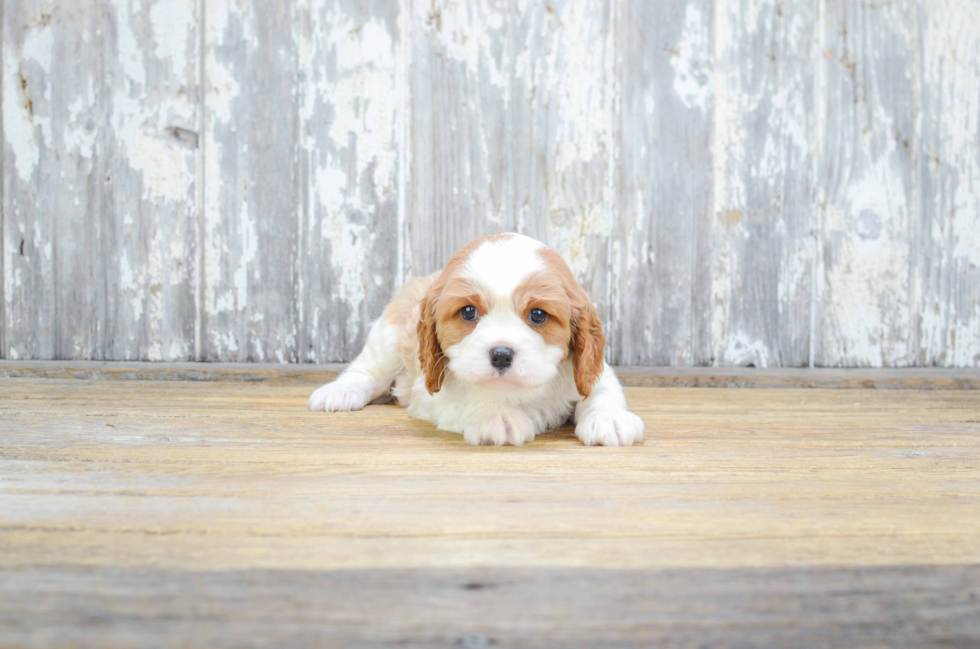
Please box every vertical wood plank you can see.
[917,1,980,367]
[103,0,200,361]
[813,1,919,367]
[2,1,104,360]
[296,0,401,363]
[203,1,300,362]
[614,0,712,366]
[408,0,615,323]
[408,0,513,272]
[0,0,5,360]
[707,0,815,368]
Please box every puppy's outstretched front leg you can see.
[573,364,645,446]
[308,317,401,412]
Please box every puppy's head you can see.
[418,234,605,397]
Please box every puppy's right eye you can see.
[460,306,478,321]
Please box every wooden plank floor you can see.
[2,378,979,647]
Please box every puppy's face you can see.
[418,234,605,397]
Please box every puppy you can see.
[308,233,644,446]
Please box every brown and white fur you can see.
[308,233,644,446]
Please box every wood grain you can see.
[0,0,5,362]
[710,0,816,368]
[3,1,104,360]
[103,0,201,361]
[3,1,980,368]
[2,1,200,362]
[2,379,979,571]
[1,377,979,645]
[3,565,979,647]
[614,0,711,366]
[814,0,918,367]
[2,360,979,389]
[296,0,401,364]
[200,0,401,364]
[202,0,301,362]
[408,0,614,320]
[917,0,980,367]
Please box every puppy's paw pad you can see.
[464,412,536,446]
[575,410,645,447]
[308,382,371,412]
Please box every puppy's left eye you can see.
[528,308,548,325]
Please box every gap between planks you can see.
[0,360,978,388]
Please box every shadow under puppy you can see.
[309,233,644,447]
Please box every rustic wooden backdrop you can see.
[2,0,978,367]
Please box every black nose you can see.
[489,347,515,371]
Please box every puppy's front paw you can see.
[308,380,372,412]
[575,410,645,447]
[463,411,536,446]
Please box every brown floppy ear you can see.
[572,299,605,398]
[417,290,447,394]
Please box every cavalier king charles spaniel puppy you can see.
[308,233,644,447]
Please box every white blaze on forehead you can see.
[462,234,545,303]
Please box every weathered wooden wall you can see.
[3,0,979,367]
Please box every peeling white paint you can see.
[3,0,979,367]
[114,116,195,204]
[547,207,608,280]
[110,1,146,88]
[147,342,163,362]
[816,0,922,368]
[202,0,248,331]
[322,15,397,195]
[63,96,96,158]
[778,237,813,311]
[119,249,146,321]
[672,4,712,112]
[296,1,401,350]
[109,0,197,206]
[3,238,13,325]
[822,157,912,367]
[710,0,735,364]
[149,0,196,77]
[395,0,413,286]
[934,9,980,264]
[917,0,980,367]
[423,1,507,93]
[19,19,54,70]
[204,49,241,126]
[314,165,368,311]
[551,1,609,171]
[204,0,247,125]
[168,340,187,359]
[144,228,166,359]
[723,332,771,367]
[3,22,54,182]
[234,201,257,312]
